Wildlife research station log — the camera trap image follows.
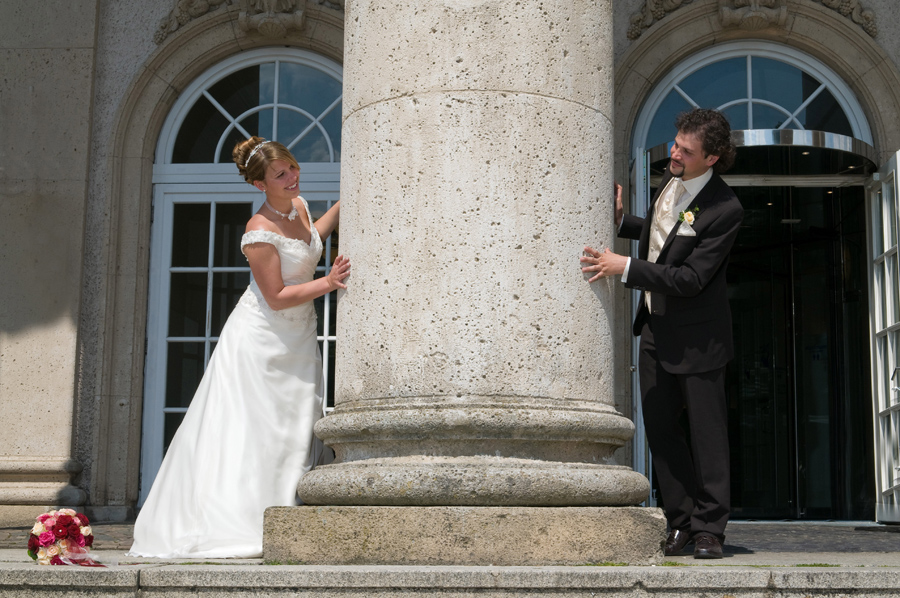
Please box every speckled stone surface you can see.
[263,505,666,565]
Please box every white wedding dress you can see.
[129,198,327,559]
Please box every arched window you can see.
[142,48,342,503]
[158,50,342,164]
[634,41,872,152]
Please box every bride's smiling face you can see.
[256,159,299,198]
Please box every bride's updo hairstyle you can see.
[233,136,300,184]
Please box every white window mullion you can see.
[747,55,753,129]
[273,60,281,141]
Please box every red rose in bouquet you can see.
[56,515,74,527]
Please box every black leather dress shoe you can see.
[664,529,691,556]
[693,534,724,559]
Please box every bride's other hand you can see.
[326,255,350,290]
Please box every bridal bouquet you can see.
[27,509,104,566]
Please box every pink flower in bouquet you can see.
[38,531,55,547]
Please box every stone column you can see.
[275,0,665,565]
[298,0,648,508]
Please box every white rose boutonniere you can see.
[679,206,699,225]
[676,207,699,237]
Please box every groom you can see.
[581,108,743,559]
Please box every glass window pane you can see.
[307,200,328,222]
[751,103,794,130]
[680,57,747,112]
[211,272,250,336]
[218,127,251,164]
[873,188,885,256]
[172,97,231,163]
[721,103,748,130]
[209,65,272,117]
[279,63,341,118]
[163,412,187,454]
[319,340,336,409]
[169,273,207,337]
[314,290,338,338]
[278,109,315,149]
[172,204,210,267]
[237,107,274,144]
[645,91,693,150]
[751,57,802,113]
[877,335,887,411]
[165,342,205,408]
[320,104,342,161]
[214,203,253,267]
[292,126,332,162]
[797,87,853,136]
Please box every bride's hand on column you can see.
[326,255,351,290]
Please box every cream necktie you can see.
[649,178,684,263]
[645,178,685,311]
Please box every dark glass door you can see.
[726,186,874,519]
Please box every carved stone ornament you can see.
[154,0,232,44]
[814,0,876,37]
[627,0,693,41]
[238,0,305,38]
[153,0,345,44]
[719,0,787,31]
[627,0,877,41]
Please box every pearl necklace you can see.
[265,199,298,221]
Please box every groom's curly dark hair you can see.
[675,109,736,173]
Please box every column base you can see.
[264,505,666,565]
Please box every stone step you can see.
[3,562,900,597]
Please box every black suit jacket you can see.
[619,167,743,374]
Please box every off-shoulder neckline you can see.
[241,228,317,248]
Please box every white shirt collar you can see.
[677,167,713,202]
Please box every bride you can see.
[128,137,348,558]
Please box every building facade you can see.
[1,0,898,525]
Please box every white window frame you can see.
[866,152,900,523]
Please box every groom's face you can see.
[669,131,719,181]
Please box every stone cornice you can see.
[627,0,877,41]
[154,0,345,45]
